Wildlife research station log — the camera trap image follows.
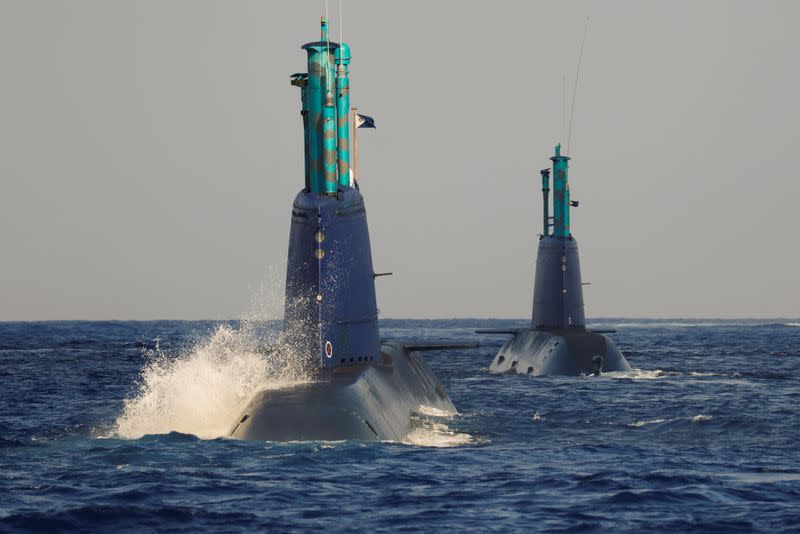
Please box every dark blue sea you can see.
[1,319,799,532]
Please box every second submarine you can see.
[478,145,632,376]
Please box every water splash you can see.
[114,270,315,440]
[416,405,457,418]
[401,405,480,448]
[113,322,312,440]
[402,422,478,448]
[598,368,672,380]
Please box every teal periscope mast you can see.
[230,18,473,442]
[477,145,632,377]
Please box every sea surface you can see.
[1,319,799,532]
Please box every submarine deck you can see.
[229,341,455,442]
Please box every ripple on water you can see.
[1,319,799,531]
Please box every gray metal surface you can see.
[532,236,586,330]
[230,341,455,442]
[489,328,632,376]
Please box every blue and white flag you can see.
[354,113,376,129]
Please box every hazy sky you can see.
[1,1,798,321]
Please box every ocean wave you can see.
[599,369,674,380]
[628,418,668,428]
[604,322,735,328]
[402,407,480,448]
[628,414,713,428]
[595,369,727,380]
[0,437,27,448]
[596,321,783,329]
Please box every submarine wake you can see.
[628,414,714,428]
[592,369,671,380]
[401,408,480,448]
[114,321,312,440]
[402,422,477,448]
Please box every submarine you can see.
[230,18,469,442]
[478,145,632,376]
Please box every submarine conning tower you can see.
[229,17,462,442]
[533,144,586,330]
[283,17,379,370]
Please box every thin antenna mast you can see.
[566,18,589,156]
[562,75,566,146]
[325,0,331,91]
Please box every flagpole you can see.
[352,106,358,184]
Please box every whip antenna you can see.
[325,0,331,91]
[566,18,589,156]
[562,75,566,147]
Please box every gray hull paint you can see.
[489,329,632,376]
[230,342,455,442]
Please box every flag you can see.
[354,113,376,129]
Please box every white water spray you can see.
[113,269,315,440]
[114,322,311,440]
[401,406,481,448]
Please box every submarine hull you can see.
[489,328,631,376]
[230,341,455,442]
